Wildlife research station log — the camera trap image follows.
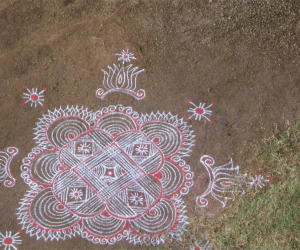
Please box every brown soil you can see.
[0,0,299,249]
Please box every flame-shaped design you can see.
[96,64,145,100]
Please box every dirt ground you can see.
[0,0,300,249]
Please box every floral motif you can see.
[247,172,270,191]
[22,86,46,108]
[18,105,195,245]
[0,231,22,250]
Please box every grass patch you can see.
[124,122,300,249]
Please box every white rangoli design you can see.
[196,155,246,208]
[186,100,215,124]
[22,86,47,108]
[247,172,271,191]
[96,48,145,100]
[0,231,22,250]
[18,105,195,245]
[0,147,18,187]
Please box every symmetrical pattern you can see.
[96,48,145,100]
[189,239,211,250]
[186,100,215,124]
[0,147,18,187]
[196,155,246,208]
[247,172,271,191]
[22,86,47,108]
[0,231,22,250]
[18,105,195,245]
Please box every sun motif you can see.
[22,86,46,108]
[134,144,149,156]
[69,188,83,200]
[129,192,144,206]
[0,231,22,250]
[114,47,137,64]
[186,99,215,124]
[247,172,270,191]
[77,143,92,154]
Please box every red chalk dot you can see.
[31,94,39,101]
[74,192,78,196]
[186,99,191,103]
[68,133,75,139]
[93,169,96,172]
[23,85,28,89]
[124,55,128,59]
[149,210,155,215]
[154,172,163,179]
[22,102,26,106]
[59,166,64,170]
[195,247,200,250]
[109,158,113,161]
[153,137,160,143]
[112,133,117,137]
[195,108,204,115]
[122,170,125,174]
[106,182,110,185]
[135,197,139,201]
[255,171,258,175]
[136,57,139,60]
[186,118,190,121]
[43,87,47,91]
[184,240,188,244]
[212,102,216,106]
[269,178,273,182]
[42,105,46,109]
[255,180,259,184]
[125,46,129,50]
[107,171,113,176]
[4,237,12,245]
[18,229,23,234]
[114,53,117,55]
[210,120,214,124]
[57,205,64,210]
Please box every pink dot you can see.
[269,178,273,182]
[68,134,75,139]
[212,102,216,106]
[195,108,204,115]
[124,55,128,59]
[23,85,28,89]
[135,197,139,201]
[186,99,191,103]
[18,229,23,234]
[4,237,12,245]
[31,94,39,101]
[122,170,125,174]
[136,57,139,60]
[255,180,259,184]
[22,102,26,106]
[195,247,200,250]
[186,118,190,121]
[149,210,155,215]
[114,53,117,55]
[107,171,113,176]
[153,137,160,143]
[59,166,64,170]
[106,182,110,185]
[255,171,258,175]
[57,205,64,210]
[125,46,129,50]
[109,158,113,161]
[42,105,46,109]
[210,120,214,124]
[74,192,78,196]
[43,87,47,91]
[93,169,96,172]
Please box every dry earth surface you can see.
[0,0,299,249]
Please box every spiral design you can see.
[95,88,104,98]
[47,117,90,149]
[30,151,60,184]
[95,113,137,135]
[130,198,176,235]
[140,122,182,157]
[30,188,80,229]
[83,214,126,237]
[160,161,184,196]
[196,197,208,207]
